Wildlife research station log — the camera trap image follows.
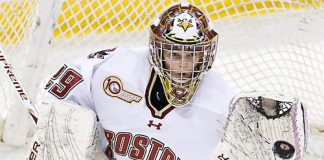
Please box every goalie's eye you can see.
[171,52,181,58]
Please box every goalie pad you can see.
[213,92,308,160]
[26,99,98,160]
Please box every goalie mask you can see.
[149,2,218,107]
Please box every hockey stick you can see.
[0,47,39,124]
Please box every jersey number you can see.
[47,65,83,99]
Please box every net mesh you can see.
[0,0,324,135]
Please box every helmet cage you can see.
[149,35,218,107]
[150,38,218,87]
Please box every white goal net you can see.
[0,0,324,159]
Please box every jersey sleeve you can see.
[43,62,93,111]
[43,49,114,111]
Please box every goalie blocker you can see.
[26,99,99,160]
[213,92,308,160]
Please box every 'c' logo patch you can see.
[103,76,142,103]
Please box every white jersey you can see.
[43,46,235,160]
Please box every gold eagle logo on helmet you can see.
[177,19,193,32]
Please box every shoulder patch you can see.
[87,47,116,59]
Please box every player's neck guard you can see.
[145,69,175,119]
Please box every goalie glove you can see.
[213,92,309,160]
[26,99,98,160]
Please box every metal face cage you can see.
[149,36,218,107]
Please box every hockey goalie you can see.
[29,2,235,160]
[17,1,307,160]
[213,91,308,160]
